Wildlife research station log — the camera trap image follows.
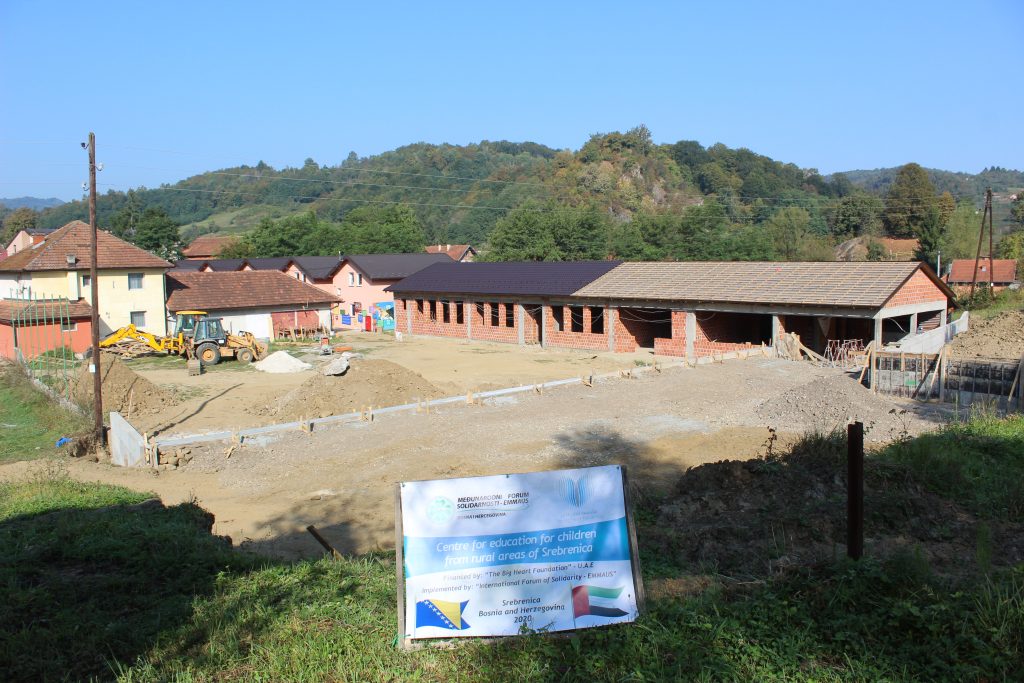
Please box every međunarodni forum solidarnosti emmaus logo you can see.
[427,497,455,523]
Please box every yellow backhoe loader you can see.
[100,310,266,366]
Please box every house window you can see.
[357,273,363,287]
[505,303,515,328]
[490,302,499,327]
[130,311,147,328]
[442,301,450,323]
[128,273,144,290]
[455,301,464,325]
[348,272,355,286]
[552,306,564,332]
[590,307,604,334]
[569,305,584,333]
[81,274,91,289]
[429,300,437,321]
[61,321,78,332]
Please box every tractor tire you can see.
[236,348,254,364]
[196,343,222,366]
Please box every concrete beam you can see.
[539,304,548,348]
[517,304,525,345]
[874,301,948,320]
[466,300,472,340]
[685,311,696,361]
[606,308,616,352]
[771,314,781,343]
[406,300,412,335]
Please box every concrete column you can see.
[685,311,696,361]
[466,300,473,340]
[539,304,548,348]
[910,312,919,335]
[873,316,883,349]
[406,300,412,335]
[771,315,781,344]
[940,308,947,328]
[607,307,616,352]
[517,303,525,345]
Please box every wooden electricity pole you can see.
[969,189,995,299]
[87,132,105,447]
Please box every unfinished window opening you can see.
[569,305,584,333]
[882,315,914,345]
[490,302,499,327]
[475,302,484,320]
[416,299,424,315]
[696,311,774,345]
[442,301,450,323]
[505,303,515,328]
[590,307,604,334]
[456,302,464,325]
[552,306,564,332]
[617,307,671,348]
[429,300,437,321]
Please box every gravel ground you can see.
[35,356,951,560]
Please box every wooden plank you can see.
[939,345,947,403]
[619,465,647,616]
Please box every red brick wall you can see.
[469,301,520,344]
[884,270,949,308]
[652,310,688,357]
[544,305,609,351]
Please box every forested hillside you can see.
[31,127,1023,263]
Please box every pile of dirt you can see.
[251,359,444,420]
[253,351,312,373]
[72,354,177,417]
[756,374,930,438]
[652,443,1024,578]
[949,310,1024,361]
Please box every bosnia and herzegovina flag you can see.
[572,585,628,618]
[416,599,470,630]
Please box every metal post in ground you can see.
[847,421,864,560]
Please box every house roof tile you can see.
[946,258,1017,284]
[181,234,240,258]
[0,220,170,272]
[0,297,93,323]
[425,244,476,260]
[165,271,340,312]
[346,253,453,280]
[574,261,953,308]
[387,260,623,297]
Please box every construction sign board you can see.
[395,465,643,644]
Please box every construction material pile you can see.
[72,354,176,417]
[756,374,932,439]
[252,359,443,420]
[949,310,1024,361]
[253,350,312,374]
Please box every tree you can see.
[2,207,37,245]
[996,230,1024,275]
[937,191,956,225]
[766,207,813,261]
[547,205,609,260]
[132,207,182,259]
[913,205,946,266]
[883,163,937,237]
[943,203,982,259]
[1011,191,1024,227]
[485,204,559,261]
[830,195,883,237]
[339,205,426,253]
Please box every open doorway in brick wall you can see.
[617,308,672,349]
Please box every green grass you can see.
[962,287,1024,320]
[878,413,1024,522]
[0,364,89,463]
[2,416,1023,681]
[179,204,293,237]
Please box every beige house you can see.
[0,220,171,335]
[5,227,57,256]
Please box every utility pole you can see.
[969,189,994,299]
[87,132,105,447]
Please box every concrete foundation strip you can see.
[151,347,776,453]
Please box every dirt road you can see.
[2,358,948,561]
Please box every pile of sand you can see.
[949,310,1024,361]
[72,354,177,417]
[252,359,444,420]
[253,351,312,374]
[756,374,931,438]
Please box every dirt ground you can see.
[1,356,950,562]
[949,309,1024,361]
[126,332,652,436]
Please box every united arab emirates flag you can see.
[571,585,628,618]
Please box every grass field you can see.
[179,204,294,237]
[2,412,1022,681]
[0,364,89,463]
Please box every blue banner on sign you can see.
[403,518,630,577]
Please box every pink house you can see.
[330,253,453,330]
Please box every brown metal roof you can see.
[0,221,171,272]
[0,298,93,323]
[165,270,341,312]
[574,261,952,309]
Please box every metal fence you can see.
[6,292,82,401]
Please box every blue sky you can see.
[2,1,1021,201]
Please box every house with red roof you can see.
[944,257,1018,294]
